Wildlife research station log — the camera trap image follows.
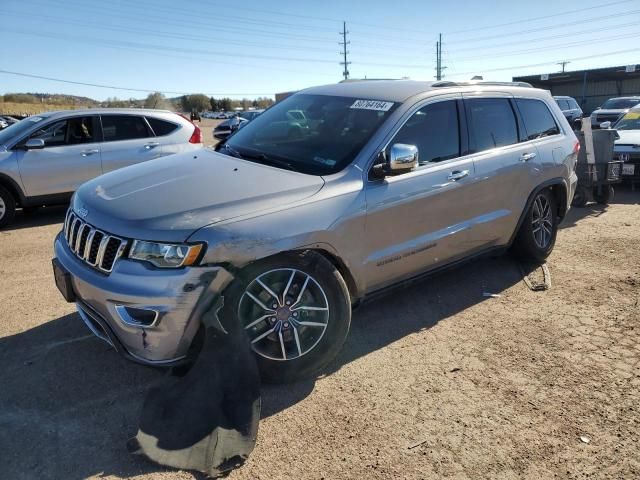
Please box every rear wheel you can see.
[593,185,614,205]
[512,189,558,263]
[0,186,16,228]
[221,251,351,384]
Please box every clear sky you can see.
[1,0,639,100]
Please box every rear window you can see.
[146,117,179,136]
[556,99,570,110]
[466,98,518,152]
[101,115,152,142]
[516,99,560,140]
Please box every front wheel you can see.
[0,185,16,228]
[512,189,558,263]
[221,251,351,384]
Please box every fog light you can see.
[116,305,160,328]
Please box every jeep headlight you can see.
[129,240,204,268]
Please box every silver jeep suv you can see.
[53,80,578,382]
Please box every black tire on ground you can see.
[571,186,588,207]
[593,185,614,205]
[0,185,17,228]
[219,251,351,384]
[512,188,558,263]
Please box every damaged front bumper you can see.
[53,232,234,366]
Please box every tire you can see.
[220,251,351,384]
[571,186,588,208]
[512,189,558,263]
[0,185,16,228]
[593,185,614,205]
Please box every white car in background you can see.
[613,105,640,182]
[0,108,202,227]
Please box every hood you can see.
[73,149,325,242]
[615,129,640,147]
[592,109,627,116]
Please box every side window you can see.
[557,99,570,110]
[28,116,95,147]
[515,99,560,140]
[390,100,460,164]
[466,98,518,152]
[569,99,581,110]
[101,115,152,142]
[146,117,179,136]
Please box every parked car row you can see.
[0,115,20,130]
[552,95,640,130]
[202,110,263,120]
[0,109,201,227]
[213,109,264,140]
[51,79,579,383]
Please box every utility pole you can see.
[339,21,351,80]
[557,61,570,73]
[435,33,446,80]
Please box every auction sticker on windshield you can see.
[350,100,394,111]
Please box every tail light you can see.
[573,140,580,154]
[189,124,202,144]
[175,113,202,144]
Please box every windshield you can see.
[615,111,640,130]
[219,94,398,175]
[601,98,640,110]
[0,115,49,147]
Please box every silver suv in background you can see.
[0,109,202,227]
[554,96,583,124]
[53,80,578,383]
[590,97,640,128]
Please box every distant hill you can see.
[2,92,100,106]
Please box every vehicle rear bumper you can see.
[53,232,233,366]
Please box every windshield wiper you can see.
[234,148,301,173]
[219,143,243,159]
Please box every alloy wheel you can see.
[0,196,5,220]
[239,268,330,362]
[532,194,553,249]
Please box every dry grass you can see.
[0,102,89,116]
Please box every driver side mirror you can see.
[599,121,612,129]
[388,143,419,172]
[25,138,45,150]
[371,143,419,179]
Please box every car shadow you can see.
[2,205,68,231]
[0,255,527,479]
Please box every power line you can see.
[446,0,635,35]
[452,31,640,62]
[447,9,640,45]
[447,47,640,78]
[339,22,351,80]
[447,20,639,54]
[0,69,275,96]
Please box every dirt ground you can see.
[0,189,638,480]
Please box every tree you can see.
[220,97,232,111]
[144,92,170,109]
[180,94,210,112]
[209,97,219,111]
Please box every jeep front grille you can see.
[63,210,127,273]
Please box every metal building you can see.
[513,64,640,114]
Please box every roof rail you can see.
[432,80,533,88]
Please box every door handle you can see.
[144,142,160,149]
[447,169,469,181]
[520,152,537,162]
[81,149,99,157]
